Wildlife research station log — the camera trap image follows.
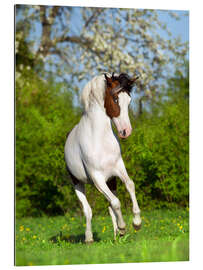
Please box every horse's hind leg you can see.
[74,182,93,243]
[66,167,93,243]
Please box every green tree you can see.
[120,65,189,209]
[16,37,81,217]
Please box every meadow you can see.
[15,208,189,266]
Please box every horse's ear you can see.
[104,74,112,86]
[127,75,139,87]
[112,72,116,81]
[131,75,140,83]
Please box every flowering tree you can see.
[16,5,188,109]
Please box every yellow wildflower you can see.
[22,237,26,241]
[102,226,106,233]
[62,224,69,231]
[33,235,37,239]
[19,225,24,232]
[26,228,30,232]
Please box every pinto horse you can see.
[64,73,141,243]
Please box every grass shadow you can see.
[49,231,100,244]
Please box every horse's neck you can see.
[83,104,113,136]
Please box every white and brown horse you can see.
[64,73,141,243]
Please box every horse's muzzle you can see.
[119,127,132,139]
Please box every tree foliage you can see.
[16,38,81,217]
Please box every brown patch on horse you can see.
[104,73,138,118]
[104,75,121,118]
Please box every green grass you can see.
[15,208,189,266]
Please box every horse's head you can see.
[104,73,139,139]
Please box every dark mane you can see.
[112,72,134,92]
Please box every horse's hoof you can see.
[133,223,142,231]
[119,228,126,236]
[85,240,94,244]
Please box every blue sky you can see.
[157,10,189,43]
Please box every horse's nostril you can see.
[119,129,127,137]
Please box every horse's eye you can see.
[113,96,118,104]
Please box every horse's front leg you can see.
[90,171,126,234]
[107,178,122,239]
[115,158,142,230]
